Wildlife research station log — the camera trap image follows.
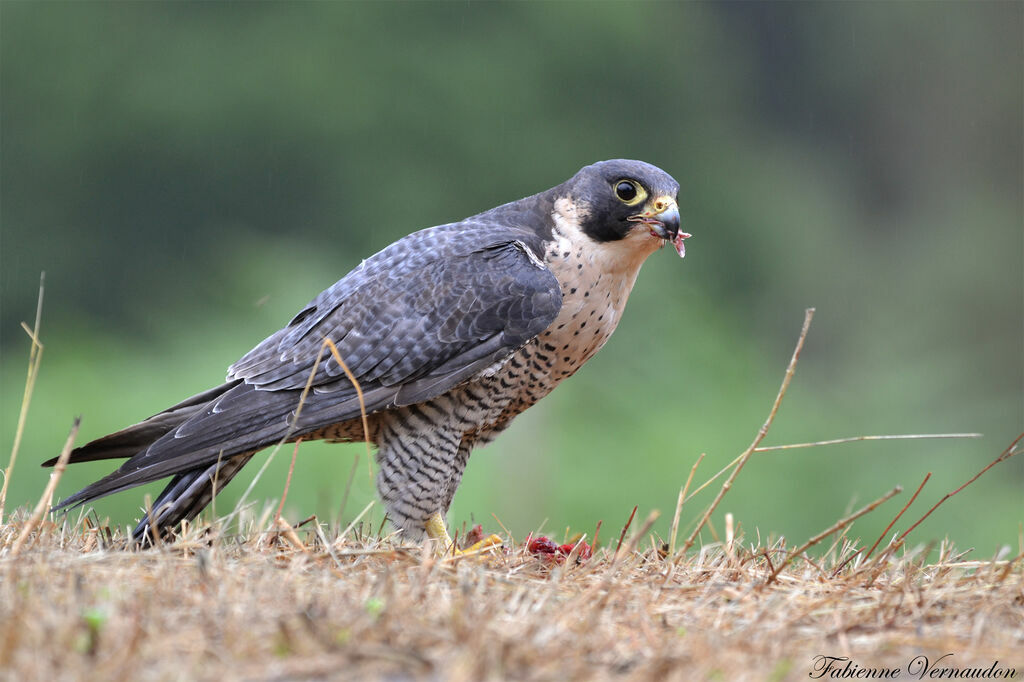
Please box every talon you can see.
[424,512,502,558]
[457,534,503,557]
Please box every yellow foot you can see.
[424,512,502,558]
[459,533,503,556]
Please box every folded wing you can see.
[53,226,561,510]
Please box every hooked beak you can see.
[648,203,680,241]
[629,196,691,258]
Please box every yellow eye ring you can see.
[613,179,647,206]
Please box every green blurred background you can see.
[2,2,1021,555]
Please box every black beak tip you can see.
[661,215,680,241]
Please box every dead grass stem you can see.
[0,272,46,524]
[680,307,815,555]
[9,417,79,556]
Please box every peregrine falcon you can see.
[45,159,689,548]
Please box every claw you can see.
[425,512,502,558]
[456,534,503,557]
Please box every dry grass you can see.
[1,507,1021,681]
[3,304,1022,680]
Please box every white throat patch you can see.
[529,195,666,376]
[550,196,664,276]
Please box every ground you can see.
[1,510,1021,682]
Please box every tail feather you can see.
[49,380,305,515]
[47,376,372,545]
[42,381,243,467]
[132,452,255,545]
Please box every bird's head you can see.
[560,159,690,258]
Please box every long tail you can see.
[43,379,274,544]
[45,375,376,545]
[41,382,243,467]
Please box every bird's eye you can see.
[614,179,646,205]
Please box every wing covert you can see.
[229,231,561,415]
